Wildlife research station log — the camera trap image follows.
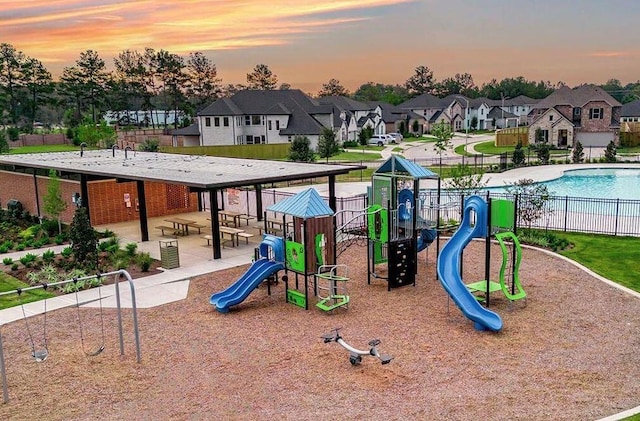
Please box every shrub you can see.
[54,234,65,245]
[26,264,62,286]
[19,253,38,267]
[0,245,9,254]
[3,257,13,265]
[61,246,73,258]
[136,252,153,272]
[42,250,56,263]
[11,263,18,271]
[125,242,138,257]
[15,243,25,251]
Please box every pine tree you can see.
[604,141,617,163]
[572,141,584,163]
[288,135,316,162]
[317,128,339,163]
[69,207,98,269]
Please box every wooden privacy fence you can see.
[495,127,529,147]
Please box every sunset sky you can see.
[1,0,639,93]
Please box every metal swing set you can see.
[0,269,142,404]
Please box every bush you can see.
[11,263,18,271]
[136,252,152,272]
[19,253,38,267]
[3,257,13,265]
[61,246,73,258]
[15,243,25,251]
[125,243,138,257]
[42,250,56,263]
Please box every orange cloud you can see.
[587,51,633,58]
[1,0,413,65]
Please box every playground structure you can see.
[366,156,440,290]
[322,327,393,365]
[210,188,342,312]
[0,270,142,404]
[437,195,526,331]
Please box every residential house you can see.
[528,85,622,147]
[318,96,374,141]
[197,90,333,149]
[398,94,450,134]
[366,101,424,135]
[171,122,200,147]
[620,99,640,123]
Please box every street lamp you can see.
[454,95,470,165]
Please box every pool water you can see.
[538,168,640,200]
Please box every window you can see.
[549,115,554,121]
[245,116,251,125]
[236,135,243,145]
[574,107,581,116]
[540,129,549,142]
[223,117,229,127]
[589,108,603,119]
[251,115,262,125]
[205,117,211,127]
[236,117,242,126]
[214,117,220,127]
[276,120,280,130]
[268,120,272,130]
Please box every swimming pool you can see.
[537,168,640,200]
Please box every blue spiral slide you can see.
[210,235,285,313]
[436,196,503,331]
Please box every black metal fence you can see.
[257,189,640,237]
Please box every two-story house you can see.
[528,85,621,147]
[197,90,333,149]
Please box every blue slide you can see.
[437,196,503,331]
[210,258,284,313]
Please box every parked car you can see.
[367,134,391,146]
[388,133,403,143]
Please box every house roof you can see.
[621,99,640,117]
[399,93,448,109]
[318,96,371,112]
[374,155,438,179]
[266,188,334,219]
[0,151,362,190]
[533,85,622,109]
[198,89,332,136]
[487,107,518,119]
[171,123,200,136]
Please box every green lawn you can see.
[555,232,640,292]
[0,273,55,309]
[618,146,640,154]
[9,144,80,154]
[472,141,570,156]
[330,151,382,161]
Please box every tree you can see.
[288,135,315,162]
[186,51,221,111]
[75,50,110,123]
[435,73,478,98]
[69,206,98,269]
[317,78,349,97]
[444,164,487,194]
[246,64,277,90]
[76,120,116,147]
[536,142,550,165]
[512,141,526,166]
[505,179,552,229]
[405,65,435,97]
[43,169,67,234]
[572,141,584,163]
[22,58,53,128]
[0,43,26,125]
[155,50,188,128]
[604,140,617,162]
[431,121,453,174]
[0,130,9,153]
[358,126,374,146]
[352,82,408,104]
[470,116,478,131]
[317,128,339,162]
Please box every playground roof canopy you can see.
[374,155,439,179]
[267,188,334,219]
[0,150,362,189]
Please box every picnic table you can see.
[164,217,196,236]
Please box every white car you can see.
[388,133,403,143]
[367,134,391,146]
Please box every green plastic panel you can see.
[285,240,306,272]
[491,199,515,230]
[367,205,388,243]
[287,289,306,308]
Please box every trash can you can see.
[159,239,179,269]
[7,199,23,212]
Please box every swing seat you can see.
[32,349,48,363]
[85,344,105,357]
